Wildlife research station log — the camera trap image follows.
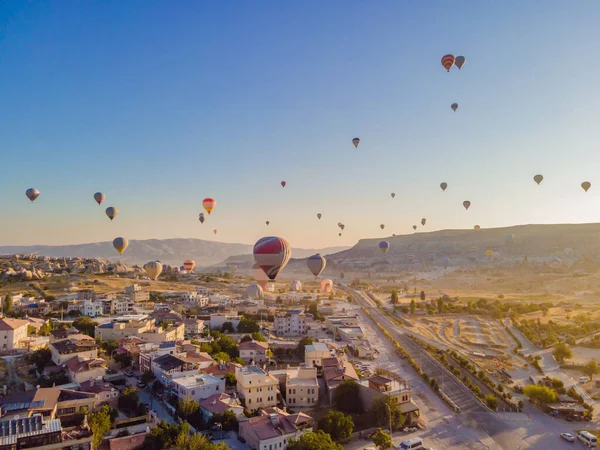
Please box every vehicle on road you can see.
[399,437,424,450]
[560,432,575,442]
[137,381,147,389]
[578,376,590,384]
[577,431,597,447]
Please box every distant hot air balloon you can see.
[252,263,270,289]
[485,249,494,259]
[451,103,458,112]
[245,284,264,300]
[253,236,291,281]
[565,248,574,256]
[391,193,396,199]
[463,201,471,210]
[199,213,205,224]
[307,253,326,278]
[213,229,218,235]
[94,192,105,205]
[113,237,129,255]
[474,225,481,231]
[339,233,342,237]
[317,213,322,220]
[105,207,118,221]
[202,198,216,214]
[266,221,270,226]
[290,280,302,292]
[183,260,196,273]
[413,225,417,231]
[339,224,345,231]
[493,251,500,259]
[352,137,360,148]
[26,188,40,202]
[582,181,591,192]
[380,224,385,230]
[440,182,448,191]
[441,54,455,72]
[379,241,390,254]
[455,55,466,69]
[179,266,187,275]
[533,174,544,185]
[421,218,426,226]
[144,261,163,281]
[281,181,286,188]
[505,234,514,245]
[320,279,333,293]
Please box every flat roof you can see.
[305,342,328,352]
[172,374,222,388]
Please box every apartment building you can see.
[181,292,209,307]
[0,318,29,351]
[357,372,420,424]
[94,319,154,341]
[238,340,269,364]
[304,342,331,368]
[65,357,106,383]
[171,373,225,402]
[12,298,51,316]
[77,289,97,301]
[322,356,359,405]
[183,318,205,337]
[285,364,318,409]
[209,314,241,330]
[274,310,306,336]
[67,300,104,318]
[239,407,313,450]
[124,284,150,302]
[50,336,98,365]
[236,365,279,410]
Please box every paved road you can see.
[125,376,176,425]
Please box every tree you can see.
[114,352,132,368]
[369,396,406,431]
[38,322,51,336]
[173,432,228,450]
[212,352,231,363]
[251,331,267,342]
[2,294,13,316]
[467,300,473,314]
[334,379,362,413]
[224,371,237,387]
[317,410,354,442]
[420,290,425,301]
[583,361,599,380]
[212,409,238,432]
[240,335,253,343]
[485,394,498,410]
[220,322,234,333]
[72,316,98,337]
[144,421,191,450]
[371,428,392,449]
[88,405,112,449]
[178,396,199,418]
[409,299,416,315]
[522,385,557,404]
[287,431,343,450]
[552,343,573,363]
[27,348,52,371]
[297,336,315,357]
[390,290,399,305]
[437,297,444,314]
[118,387,140,413]
[237,317,260,333]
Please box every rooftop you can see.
[172,373,222,389]
[240,408,312,441]
[305,342,328,353]
[0,416,62,445]
[153,354,187,371]
[238,340,269,351]
[198,393,242,415]
[0,318,29,331]
[203,361,242,377]
[51,338,97,355]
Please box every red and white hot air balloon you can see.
[441,54,455,72]
[253,236,291,281]
[202,198,216,214]
[183,260,196,273]
[252,263,270,289]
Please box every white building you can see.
[209,314,241,330]
[171,374,225,402]
[286,365,319,408]
[239,407,313,450]
[67,300,104,317]
[238,340,269,364]
[264,283,275,293]
[236,365,279,410]
[0,318,29,351]
[181,292,209,307]
[305,342,332,368]
[124,284,150,302]
[209,295,231,307]
[274,310,306,336]
[110,297,135,315]
[195,286,209,296]
[183,318,205,337]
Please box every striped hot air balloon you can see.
[144,261,163,281]
[26,188,40,202]
[253,236,291,281]
[202,198,216,214]
[183,260,196,273]
[105,207,118,221]
[451,103,458,112]
[307,253,326,278]
[441,54,455,72]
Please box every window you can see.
[288,389,291,394]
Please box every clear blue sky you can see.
[1,1,600,248]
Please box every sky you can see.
[1,1,600,249]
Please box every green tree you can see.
[369,396,406,431]
[240,335,253,343]
[213,352,231,363]
[437,297,444,314]
[371,428,392,449]
[215,335,238,358]
[27,348,52,371]
[114,352,132,368]
[485,394,498,410]
[224,371,237,387]
[317,410,354,442]
[582,361,599,380]
[409,299,416,315]
[118,386,140,413]
[212,409,238,432]
[2,294,13,316]
[173,432,228,450]
[237,317,260,333]
[297,336,315,357]
[38,322,51,336]
[522,385,557,404]
[467,300,473,314]
[251,331,267,342]
[88,405,112,449]
[287,431,343,450]
[178,396,199,418]
[72,316,98,337]
[144,421,191,450]
[420,290,425,301]
[390,290,399,305]
[220,322,235,333]
[334,379,362,414]
[552,342,573,363]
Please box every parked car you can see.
[560,433,575,442]
[578,376,590,384]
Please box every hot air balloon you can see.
[441,54,455,72]
[281,181,286,188]
[582,182,591,192]
[253,236,291,281]
[379,241,390,254]
[213,229,218,235]
[105,207,118,221]
[252,263,270,289]
[463,201,471,210]
[565,248,574,256]
[320,279,333,293]
[245,284,264,300]
[266,221,270,226]
[25,188,40,202]
[485,250,493,259]
[340,224,345,231]
[183,260,196,273]
[451,103,458,112]
[144,261,163,281]
[455,56,466,69]
[440,182,448,191]
[352,137,360,148]
[505,234,515,246]
[113,237,129,255]
[317,213,322,220]
[179,266,187,275]
[391,193,396,199]
[199,213,205,224]
[421,218,426,226]
[413,225,417,231]
[290,280,302,292]
[94,192,105,205]
[202,198,216,214]
[380,224,385,230]
[474,225,481,231]
[493,251,500,259]
[533,174,544,185]
[339,233,342,237]
[307,253,326,278]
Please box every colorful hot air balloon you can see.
[317,213,322,220]
[213,229,218,235]
[485,249,494,259]
[352,137,360,148]
[455,55,466,69]
[202,198,216,214]
[379,241,390,254]
[380,224,385,230]
[413,225,417,231]
[582,182,591,192]
[451,103,458,112]
[440,182,448,191]
[266,221,270,226]
[94,192,105,205]
[290,280,302,292]
[199,213,205,224]
[281,181,286,188]
[391,193,396,199]
[474,225,481,231]
[421,218,426,226]
[533,174,544,185]
[105,207,118,221]
[307,253,326,278]
[25,188,40,202]
[113,237,129,255]
[320,278,333,293]
[463,201,471,210]
[245,284,264,300]
[144,261,163,281]
[252,263,270,289]
[441,54,455,72]
[183,260,196,273]
[253,236,291,281]
[179,266,187,275]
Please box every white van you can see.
[577,431,598,448]
[579,376,591,384]
[399,437,424,450]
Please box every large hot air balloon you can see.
[105,207,118,221]
[582,182,591,192]
[421,218,426,226]
[441,54,455,72]
[455,56,466,69]
[412,225,417,231]
[317,213,322,220]
[213,229,218,235]
[113,237,129,255]
[183,260,196,273]
[320,279,333,293]
[144,261,163,281]
[307,253,326,278]
[474,225,481,231]
[391,193,396,199]
[202,198,216,214]
[463,201,471,210]
[440,182,448,191]
[451,103,458,112]
[352,137,360,148]
[281,181,286,188]
[266,221,270,226]
[380,224,385,230]
[26,188,40,202]
[485,250,494,259]
[94,192,105,205]
[252,263,270,289]
[533,174,544,185]
[379,241,390,254]
[199,213,205,224]
[245,284,264,300]
[290,280,302,292]
[253,236,291,281]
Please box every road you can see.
[125,375,176,425]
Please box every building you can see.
[65,357,107,383]
[29,387,96,420]
[195,286,209,296]
[304,342,331,368]
[238,407,313,450]
[209,295,231,307]
[124,284,150,303]
[171,374,225,402]
[94,319,154,341]
[0,415,92,450]
[49,328,84,344]
[181,292,209,307]
[337,326,365,342]
[107,297,135,315]
[322,356,359,405]
[151,354,199,384]
[50,337,98,365]
[236,365,279,410]
[238,340,269,364]
[0,318,29,351]
[183,318,205,337]
[285,365,318,409]
[138,342,183,373]
[140,322,185,343]
[325,315,359,334]
[202,361,242,379]
[209,314,241,330]
[198,393,244,422]
[78,379,119,410]
[12,298,51,316]
[67,300,104,318]
[274,310,306,337]
[77,289,97,301]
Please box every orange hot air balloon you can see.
[320,278,333,293]
[441,54,455,72]
[183,260,195,272]
[202,198,216,214]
